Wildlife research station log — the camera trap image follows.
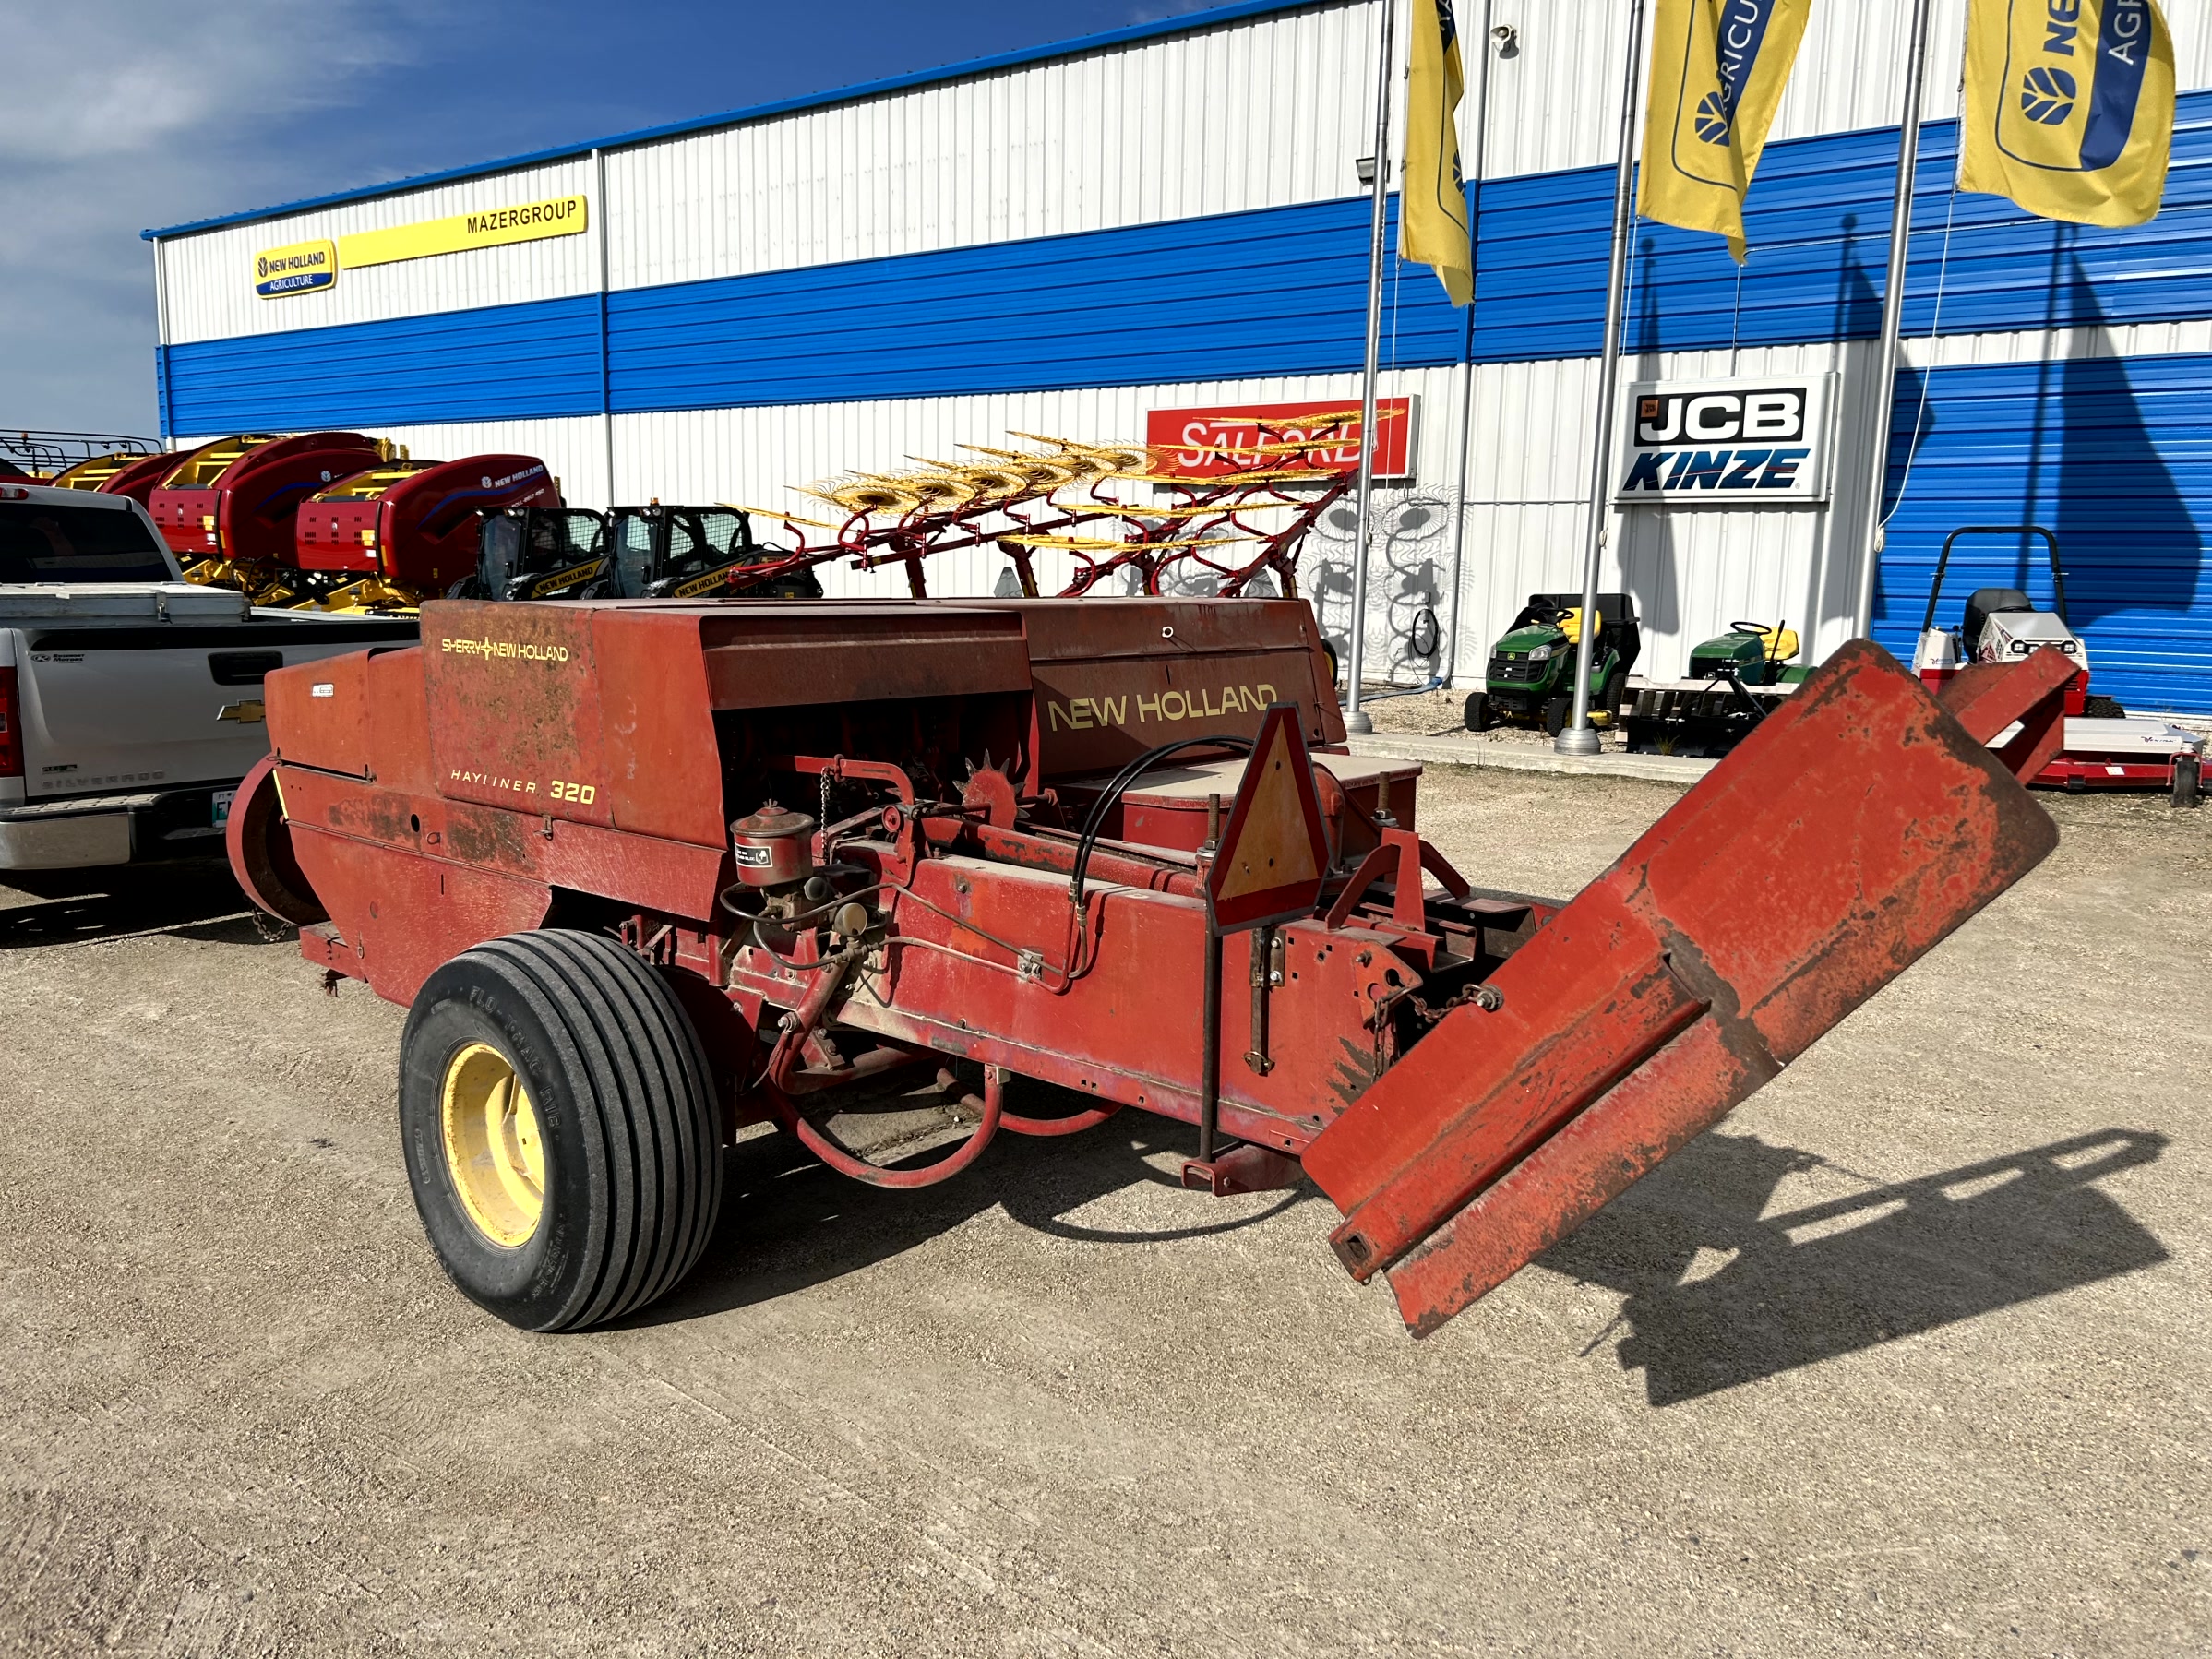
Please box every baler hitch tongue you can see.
[1302,640,2061,1339]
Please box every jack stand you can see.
[1181,1142,1304,1196]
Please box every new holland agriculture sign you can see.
[1612,372,1835,505]
[253,194,589,298]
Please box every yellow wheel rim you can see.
[440,1043,546,1247]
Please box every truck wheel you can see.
[398,929,724,1331]
[1464,692,1492,732]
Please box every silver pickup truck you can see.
[0,481,414,871]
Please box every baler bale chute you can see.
[229,596,2074,1336]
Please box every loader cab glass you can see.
[609,505,755,597]
[473,507,608,601]
[0,503,175,583]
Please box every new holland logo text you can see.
[253,239,336,299]
[1046,683,1279,732]
[440,636,571,662]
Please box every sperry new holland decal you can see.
[1612,372,1835,505]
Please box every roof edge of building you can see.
[141,0,1340,243]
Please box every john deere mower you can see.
[1464,592,1642,735]
[1622,619,1806,758]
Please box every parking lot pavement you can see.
[2,781,2206,1657]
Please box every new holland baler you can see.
[228,595,2073,1337]
[293,454,563,609]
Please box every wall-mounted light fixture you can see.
[1491,23,1519,55]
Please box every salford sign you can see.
[1612,373,1835,505]
[1145,398,1416,481]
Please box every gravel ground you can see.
[1,775,2206,1657]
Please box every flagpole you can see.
[1556,0,1646,757]
[1343,0,1398,735]
[1849,0,1937,639]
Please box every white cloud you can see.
[0,3,421,434]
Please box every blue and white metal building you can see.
[145,0,2212,714]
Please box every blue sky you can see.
[0,0,1217,438]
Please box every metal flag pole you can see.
[1556,0,1647,757]
[1343,0,1400,736]
[1849,0,1938,639]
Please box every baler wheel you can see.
[399,930,725,1331]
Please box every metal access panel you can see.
[965,598,1341,779]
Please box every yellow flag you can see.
[1638,0,1811,263]
[1959,0,2174,226]
[1402,0,1473,306]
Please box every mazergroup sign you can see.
[1612,373,1835,505]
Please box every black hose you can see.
[1069,734,1253,911]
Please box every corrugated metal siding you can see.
[1874,352,2212,715]
[605,1,1382,291]
[1477,0,2212,178]
[164,298,604,434]
[608,197,1465,412]
[1452,338,1885,689]
[1474,95,2212,362]
[161,161,597,346]
[163,94,2212,432]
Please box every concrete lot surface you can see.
[2,774,2206,1656]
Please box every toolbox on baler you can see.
[232,593,2070,1338]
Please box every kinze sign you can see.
[1146,398,1416,480]
[1612,373,1835,505]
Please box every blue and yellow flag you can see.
[1403,0,1473,305]
[1959,0,2174,226]
[1638,0,1811,264]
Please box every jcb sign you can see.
[1612,373,1835,505]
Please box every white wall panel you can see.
[167,415,614,519]
[608,364,1471,669]
[162,159,598,345]
[1449,338,1887,686]
[604,2,1385,292]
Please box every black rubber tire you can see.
[2084,694,2127,719]
[1322,640,1342,688]
[1464,691,1493,732]
[399,929,723,1331]
[1543,695,1572,738]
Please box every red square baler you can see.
[228,596,2069,1337]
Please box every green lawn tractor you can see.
[1464,591,1642,735]
[1621,619,1808,758]
[1687,620,1807,687]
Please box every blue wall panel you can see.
[1475,91,2212,363]
[162,297,604,436]
[607,198,1466,413]
[1871,353,2212,716]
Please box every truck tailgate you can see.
[11,616,416,798]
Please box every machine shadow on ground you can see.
[1539,1127,2170,1406]
[0,862,256,949]
[641,1092,1315,1327]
